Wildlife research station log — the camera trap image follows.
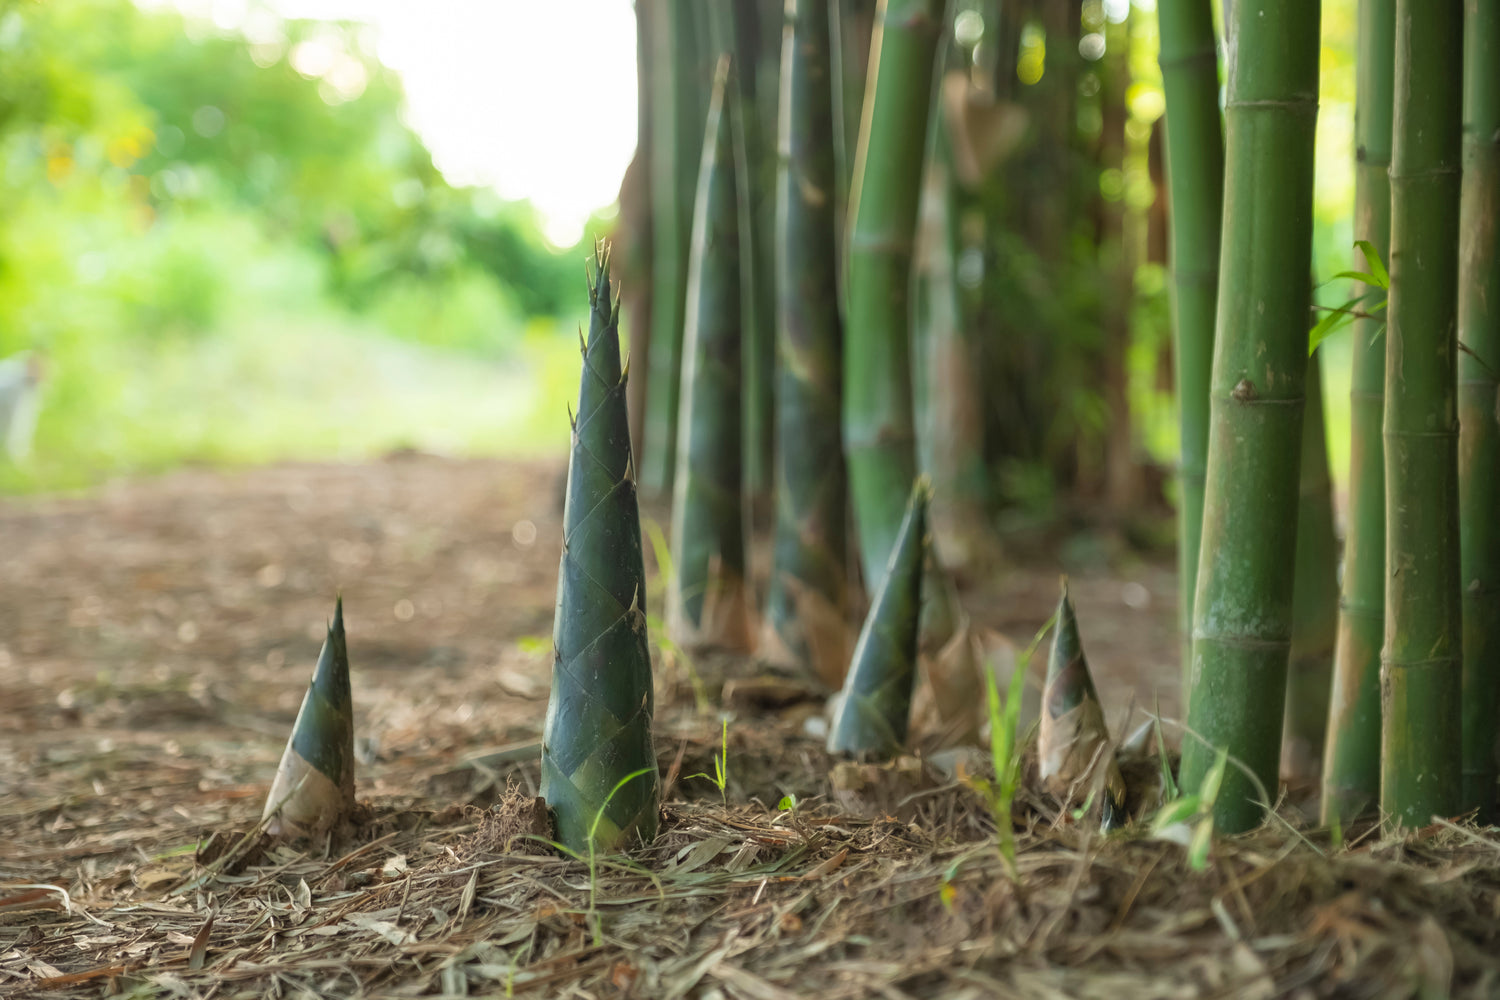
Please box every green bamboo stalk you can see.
[669,59,753,652]
[1379,0,1464,832]
[1456,0,1498,821]
[1321,0,1395,826]
[541,244,660,854]
[1282,352,1338,781]
[827,479,929,758]
[915,106,989,564]
[764,0,854,689]
[622,0,656,467]
[843,0,945,590]
[1157,0,1224,705]
[264,597,355,841]
[830,0,877,251]
[1178,0,1320,834]
[725,1,779,499]
[643,0,707,494]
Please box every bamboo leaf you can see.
[1151,795,1202,831]
[1354,239,1390,288]
[1308,295,1365,356]
[1187,815,1214,871]
[1199,746,1231,806]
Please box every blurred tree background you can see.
[0,0,595,491]
[0,0,1363,505]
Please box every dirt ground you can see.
[4,456,1499,998]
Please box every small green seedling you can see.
[684,718,730,804]
[1327,799,1344,853]
[1149,744,1229,872]
[975,614,1056,880]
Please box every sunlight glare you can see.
[142,0,639,247]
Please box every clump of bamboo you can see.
[1379,0,1465,832]
[668,56,754,653]
[264,597,355,841]
[827,479,929,759]
[1322,0,1395,825]
[1457,0,1500,823]
[1040,581,1126,828]
[763,0,854,688]
[1178,0,1320,833]
[540,243,660,854]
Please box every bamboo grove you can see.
[246,1,1500,859]
[580,0,1500,850]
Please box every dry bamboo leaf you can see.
[187,911,213,971]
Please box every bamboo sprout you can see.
[827,479,929,758]
[540,243,660,853]
[1040,581,1127,828]
[264,597,355,841]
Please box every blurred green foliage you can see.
[0,0,585,490]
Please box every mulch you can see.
[3,456,1498,998]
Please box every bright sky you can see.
[145,0,640,246]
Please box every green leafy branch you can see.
[1308,239,1389,357]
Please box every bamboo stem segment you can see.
[1456,0,1499,822]
[1322,0,1396,825]
[764,0,855,687]
[1156,0,1224,705]
[669,59,754,653]
[842,0,946,592]
[1283,352,1338,782]
[1379,0,1464,833]
[1178,0,1320,834]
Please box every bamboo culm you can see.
[1322,0,1396,825]
[764,0,854,688]
[1456,0,1499,821]
[1379,0,1464,832]
[1282,352,1339,781]
[1178,0,1320,834]
[842,0,946,592]
[668,58,754,653]
[1156,0,1224,707]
